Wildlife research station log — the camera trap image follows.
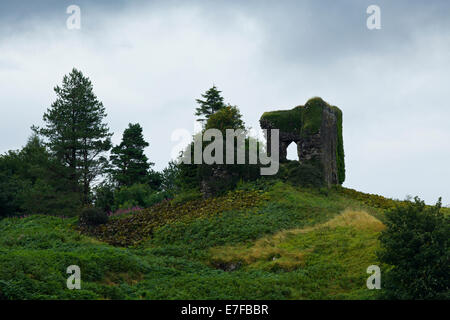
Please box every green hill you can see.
[1,181,444,300]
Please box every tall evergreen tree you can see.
[110,123,153,187]
[35,68,112,203]
[195,85,226,123]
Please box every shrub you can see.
[80,189,267,247]
[172,190,202,204]
[94,183,115,213]
[79,207,108,226]
[177,105,264,196]
[235,179,276,193]
[335,187,401,211]
[145,191,171,207]
[113,184,156,210]
[276,160,324,188]
[161,160,180,194]
[378,197,450,299]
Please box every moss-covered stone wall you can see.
[260,97,345,186]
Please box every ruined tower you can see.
[259,97,345,186]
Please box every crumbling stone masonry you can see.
[259,97,345,186]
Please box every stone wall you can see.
[260,97,344,186]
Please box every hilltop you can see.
[2,180,439,300]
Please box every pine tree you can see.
[35,68,112,203]
[195,86,226,123]
[110,123,153,187]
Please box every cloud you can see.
[0,0,449,204]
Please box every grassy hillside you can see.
[0,181,427,300]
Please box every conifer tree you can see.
[35,68,112,203]
[195,85,226,123]
[110,123,153,187]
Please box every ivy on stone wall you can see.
[260,97,345,185]
[332,106,345,184]
[260,97,325,138]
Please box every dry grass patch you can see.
[209,209,384,272]
[322,209,385,232]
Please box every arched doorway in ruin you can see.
[286,141,299,161]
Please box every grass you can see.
[0,181,395,300]
[208,210,384,299]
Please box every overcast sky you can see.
[1,0,449,204]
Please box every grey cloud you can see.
[0,0,449,204]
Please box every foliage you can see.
[204,105,245,132]
[0,70,442,301]
[0,180,430,300]
[20,179,81,217]
[93,182,115,213]
[79,207,109,226]
[113,183,161,211]
[94,179,167,216]
[377,197,449,299]
[80,189,267,247]
[0,167,28,217]
[110,123,153,187]
[0,181,386,300]
[146,169,163,191]
[143,191,170,207]
[161,160,180,194]
[234,178,277,193]
[302,97,326,135]
[259,97,328,137]
[179,88,274,196]
[260,107,303,134]
[34,68,112,203]
[149,182,354,249]
[0,215,149,299]
[260,97,345,185]
[177,161,202,192]
[335,187,404,212]
[332,106,345,184]
[275,160,324,188]
[0,135,81,218]
[198,161,261,196]
[195,86,226,123]
[108,206,144,218]
[208,210,383,298]
[171,189,203,204]
[182,104,264,195]
[82,181,369,249]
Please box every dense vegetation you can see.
[1,180,447,299]
[260,97,345,184]
[378,197,449,299]
[0,69,448,300]
[0,181,382,299]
